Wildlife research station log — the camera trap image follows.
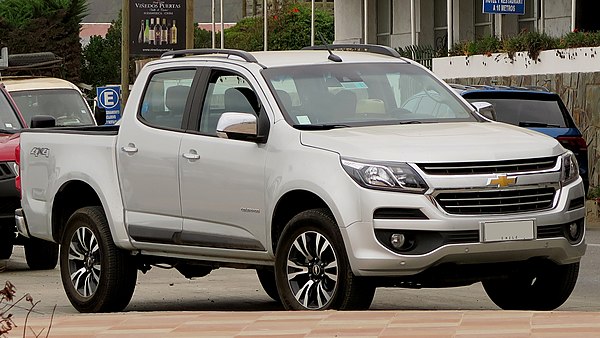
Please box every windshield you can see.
[463,96,569,128]
[263,63,475,128]
[11,89,94,127]
[0,89,23,132]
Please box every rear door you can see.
[116,68,199,245]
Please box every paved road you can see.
[2,229,599,318]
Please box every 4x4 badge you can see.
[488,175,517,187]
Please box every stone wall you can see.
[446,72,600,188]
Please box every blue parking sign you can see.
[96,86,121,125]
[483,0,525,15]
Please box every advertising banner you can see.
[129,0,186,56]
[483,0,525,15]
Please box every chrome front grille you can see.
[434,185,557,215]
[417,156,558,175]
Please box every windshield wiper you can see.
[519,121,560,128]
[397,120,423,125]
[293,124,351,130]
[0,128,18,134]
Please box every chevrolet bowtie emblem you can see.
[488,175,517,187]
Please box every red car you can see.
[0,83,58,269]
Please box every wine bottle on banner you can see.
[138,20,144,44]
[149,18,155,45]
[144,19,150,43]
[155,17,162,45]
[171,20,177,44]
[162,18,168,45]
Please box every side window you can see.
[199,70,260,136]
[139,69,195,129]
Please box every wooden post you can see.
[187,0,194,49]
[121,0,130,107]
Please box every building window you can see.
[474,0,493,38]
[518,0,537,33]
[433,0,447,50]
[376,0,392,46]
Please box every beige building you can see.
[334,0,600,51]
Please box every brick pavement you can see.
[10,310,600,337]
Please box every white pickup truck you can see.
[16,46,586,313]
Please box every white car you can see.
[16,45,585,313]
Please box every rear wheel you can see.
[24,237,59,270]
[274,209,375,310]
[60,206,137,313]
[483,262,579,310]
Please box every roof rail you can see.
[161,49,258,63]
[302,44,402,59]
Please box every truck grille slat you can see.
[435,187,556,215]
[418,157,557,175]
[0,163,15,180]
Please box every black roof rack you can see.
[302,44,403,59]
[161,49,258,63]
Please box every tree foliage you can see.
[81,13,122,89]
[0,0,87,82]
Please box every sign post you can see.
[482,0,525,15]
[96,86,122,125]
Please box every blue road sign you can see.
[96,86,121,125]
[483,0,525,15]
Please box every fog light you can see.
[390,233,406,249]
[567,222,579,241]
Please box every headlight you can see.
[561,151,579,185]
[341,158,428,193]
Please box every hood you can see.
[300,122,564,163]
[0,133,20,162]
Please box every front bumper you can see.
[341,178,586,277]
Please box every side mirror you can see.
[94,106,107,125]
[30,115,56,128]
[216,112,258,141]
[471,101,496,121]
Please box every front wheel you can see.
[274,209,375,310]
[60,206,137,313]
[0,225,14,260]
[483,261,579,310]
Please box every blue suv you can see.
[451,84,589,193]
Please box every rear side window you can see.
[139,69,195,130]
[463,94,570,128]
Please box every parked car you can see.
[451,84,589,193]
[2,77,97,127]
[16,46,585,313]
[0,83,59,269]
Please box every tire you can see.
[8,52,58,67]
[0,224,15,260]
[24,237,59,270]
[482,262,579,310]
[60,206,137,313]
[256,268,281,302]
[274,208,375,310]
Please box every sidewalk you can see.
[13,310,600,337]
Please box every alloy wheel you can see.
[67,227,101,298]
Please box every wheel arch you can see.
[270,189,332,253]
[51,180,103,243]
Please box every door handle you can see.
[121,143,138,154]
[182,150,200,160]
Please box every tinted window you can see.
[11,89,94,127]
[0,90,22,131]
[263,63,474,127]
[139,69,195,129]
